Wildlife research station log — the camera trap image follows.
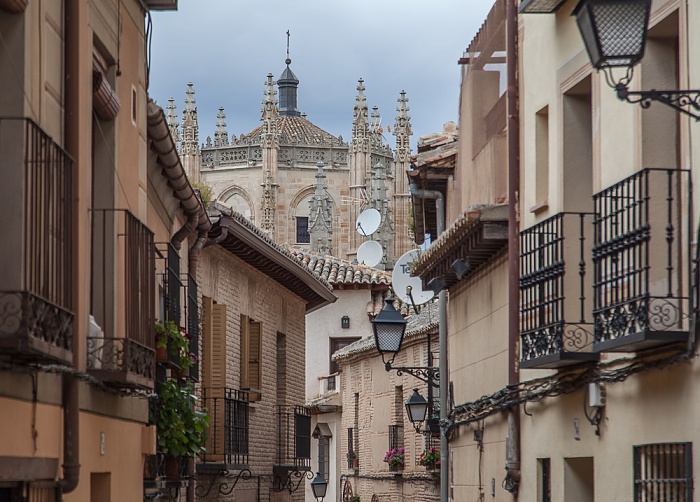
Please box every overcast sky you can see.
[149,0,495,149]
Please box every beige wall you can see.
[518,0,700,500]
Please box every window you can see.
[538,458,551,502]
[328,337,359,390]
[318,434,330,480]
[241,315,262,401]
[533,106,549,213]
[296,216,310,243]
[634,443,692,501]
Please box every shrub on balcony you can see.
[155,320,196,370]
[383,448,405,469]
[418,447,441,467]
[156,379,209,457]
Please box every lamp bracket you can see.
[194,469,253,498]
[616,83,700,121]
[385,362,439,385]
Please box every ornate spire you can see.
[353,79,369,129]
[370,162,394,268]
[277,30,301,117]
[180,82,199,156]
[308,161,333,255]
[393,90,412,163]
[261,74,279,148]
[261,167,277,234]
[370,105,383,149]
[166,97,179,143]
[214,106,229,147]
[180,82,200,182]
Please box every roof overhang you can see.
[208,215,336,313]
[412,205,509,290]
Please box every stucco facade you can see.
[517,0,700,500]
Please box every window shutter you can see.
[249,321,262,392]
[240,314,250,388]
[209,302,227,388]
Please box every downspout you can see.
[60,0,81,493]
[409,183,448,502]
[505,0,521,494]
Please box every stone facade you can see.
[168,61,414,269]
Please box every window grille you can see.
[634,443,692,501]
[296,216,310,243]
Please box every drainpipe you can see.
[60,0,81,493]
[409,183,448,502]
[505,0,521,494]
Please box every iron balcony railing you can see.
[388,424,404,473]
[88,209,155,388]
[200,387,249,467]
[0,117,74,364]
[593,168,692,352]
[519,212,598,369]
[275,405,311,469]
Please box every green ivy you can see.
[156,379,210,457]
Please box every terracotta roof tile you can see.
[288,248,391,287]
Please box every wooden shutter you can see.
[203,298,227,389]
[240,314,250,388]
[249,321,262,392]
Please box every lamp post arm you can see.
[615,83,700,121]
[385,362,439,386]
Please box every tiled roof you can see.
[412,204,508,277]
[332,301,439,362]
[242,116,347,147]
[288,248,391,287]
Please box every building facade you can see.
[287,248,391,502]
[165,63,414,269]
[0,1,215,500]
[333,302,440,502]
[516,0,700,500]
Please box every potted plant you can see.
[155,320,179,362]
[347,449,358,469]
[352,496,360,502]
[156,379,210,478]
[383,447,405,472]
[418,447,441,471]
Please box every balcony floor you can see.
[521,351,599,370]
[593,330,689,353]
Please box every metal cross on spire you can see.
[286,30,291,64]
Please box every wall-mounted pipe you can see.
[409,182,448,502]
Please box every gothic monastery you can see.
[164,56,414,269]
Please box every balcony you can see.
[0,118,74,365]
[87,209,155,389]
[198,387,250,470]
[592,168,692,352]
[388,424,405,474]
[520,213,598,369]
[273,405,311,490]
[347,427,358,470]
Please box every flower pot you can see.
[155,346,168,362]
[164,456,180,480]
[426,462,438,472]
[353,458,359,469]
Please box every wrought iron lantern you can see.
[573,0,651,69]
[372,298,407,367]
[573,0,700,120]
[405,388,429,433]
[310,472,328,501]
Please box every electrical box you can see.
[588,382,606,407]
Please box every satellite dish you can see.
[357,240,383,267]
[355,208,381,236]
[391,250,434,305]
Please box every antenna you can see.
[357,241,383,267]
[391,250,434,305]
[355,208,381,237]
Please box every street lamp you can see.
[372,298,407,368]
[372,298,439,385]
[310,472,328,502]
[573,0,700,120]
[405,388,429,433]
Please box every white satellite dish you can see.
[355,208,381,236]
[357,240,383,267]
[391,250,434,305]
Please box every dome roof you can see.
[244,115,346,146]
